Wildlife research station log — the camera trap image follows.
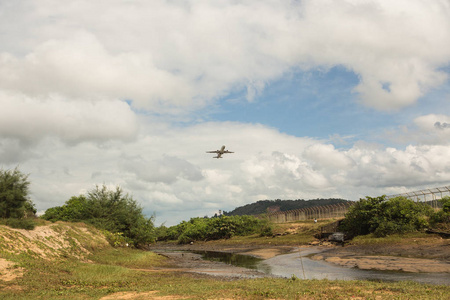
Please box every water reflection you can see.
[260,251,450,286]
[195,248,450,286]
[192,250,271,274]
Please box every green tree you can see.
[0,167,34,219]
[441,196,450,213]
[429,196,450,231]
[372,196,431,237]
[158,215,273,244]
[339,196,385,236]
[42,185,155,247]
[340,196,431,237]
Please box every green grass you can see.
[89,247,168,268]
[349,232,437,246]
[1,252,448,300]
[1,221,449,299]
[184,219,332,247]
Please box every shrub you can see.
[1,218,36,230]
[339,196,385,236]
[0,167,36,219]
[157,215,273,244]
[340,196,431,237]
[429,197,450,231]
[42,185,155,247]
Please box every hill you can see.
[224,198,350,216]
[0,221,109,262]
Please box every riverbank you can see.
[310,233,450,273]
[149,232,450,275]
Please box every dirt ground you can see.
[310,236,450,273]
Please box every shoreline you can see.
[149,238,450,274]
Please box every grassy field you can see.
[1,247,449,299]
[1,221,449,299]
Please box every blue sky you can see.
[209,66,450,148]
[1,0,450,225]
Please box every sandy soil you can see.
[310,237,450,273]
[100,291,186,300]
[0,259,23,282]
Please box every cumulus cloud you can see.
[1,1,450,225]
[8,121,447,225]
[0,91,138,144]
[0,0,448,121]
[120,155,203,184]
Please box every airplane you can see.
[206,145,234,158]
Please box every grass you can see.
[1,251,448,300]
[89,247,168,268]
[349,232,439,246]
[1,220,449,299]
[185,219,332,247]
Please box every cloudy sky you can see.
[1,0,450,225]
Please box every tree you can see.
[42,185,155,247]
[429,196,450,231]
[372,196,431,237]
[339,195,385,236]
[340,196,431,237]
[0,167,34,219]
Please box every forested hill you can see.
[223,198,350,216]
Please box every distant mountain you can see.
[223,198,350,216]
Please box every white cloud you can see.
[1,1,450,226]
[0,90,138,144]
[386,113,450,145]
[5,121,446,225]
[1,0,448,118]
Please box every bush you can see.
[0,167,36,219]
[340,196,431,237]
[1,218,36,230]
[339,196,385,236]
[429,197,450,231]
[157,215,273,244]
[42,185,155,247]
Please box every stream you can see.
[193,248,450,286]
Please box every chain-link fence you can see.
[386,186,450,209]
[266,202,354,223]
[265,185,450,223]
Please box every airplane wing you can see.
[207,146,234,158]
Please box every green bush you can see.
[339,196,385,236]
[1,218,36,230]
[340,196,432,237]
[429,197,450,231]
[42,185,155,247]
[158,215,273,244]
[0,167,36,219]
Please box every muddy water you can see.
[196,248,450,285]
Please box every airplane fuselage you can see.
[206,145,234,158]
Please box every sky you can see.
[1,0,450,226]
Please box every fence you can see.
[264,185,450,223]
[386,186,450,209]
[266,202,354,223]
